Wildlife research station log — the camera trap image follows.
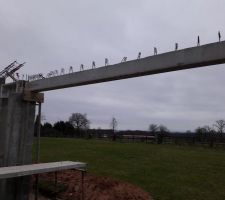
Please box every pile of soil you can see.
[38,170,153,200]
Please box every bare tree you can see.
[214,120,225,134]
[158,125,169,133]
[110,117,118,141]
[195,126,210,142]
[149,124,158,135]
[196,125,216,147]
[213,120,225,140]
[155,125,169,144]
[205,125,216,147]
[69,113,90,133]
[203,125,214,133]
[110,117,118,133]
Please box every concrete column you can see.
[0,78,5,85]
[0,78,5,97]
[0,93,35,200]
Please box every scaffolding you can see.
[0,61,25,81]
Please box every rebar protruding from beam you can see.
[175,43,178,51]
[80,64,84,71]
[154,47,157,55]
[105,58,109,66]
[60,68,65,75]
[218,31,221,42]
[69,66,73,73]
[92,61,96,69]
[121,57,127,63]
[137,52,141,60]
[197,36,200,46]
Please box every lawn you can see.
[39,138,225,200]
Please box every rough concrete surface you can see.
[26,41,225,92]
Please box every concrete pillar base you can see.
[0,93,35,200]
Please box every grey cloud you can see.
[1,0,225,131]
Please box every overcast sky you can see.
[1,0,225,131]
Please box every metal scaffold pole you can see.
[36,102,42,163]
[35,102,42,200]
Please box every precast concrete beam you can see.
[26,41,225,92]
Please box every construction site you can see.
[1,40,225,199]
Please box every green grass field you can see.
[39,138,225,200]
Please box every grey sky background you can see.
[1,0,225,131]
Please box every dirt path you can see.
[29,193,51,200]
[38,170,153,200]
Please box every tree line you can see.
[148,120,225,147]
[38,112,225,147]
[38,113,118,138]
